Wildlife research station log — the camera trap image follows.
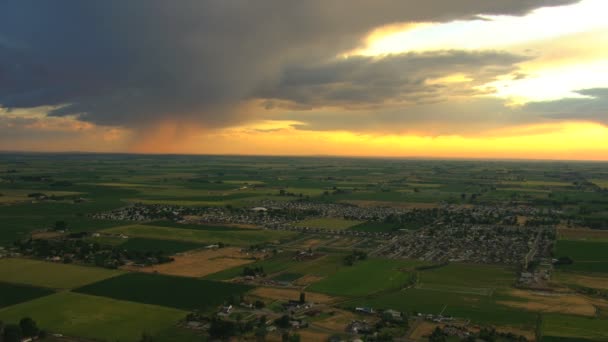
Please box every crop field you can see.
[418,263,517,289]
[0,292,186,342]
[542,313,608,341]
[349,221,400,233]
[271,272,304,282]
[308,258,424,297]
[557,227,608,241]
[294,217,363,230]
[123,247,257,277]
[555,240,608,273]
[119,238,204,254]
[346,288,537,329]
[75,272,254,311]
[0,258,123,289]
[144,220,258,231]
[102,224,296,246]
[0,282,54,308]
[554,272,608,290]
[250,287,337,304]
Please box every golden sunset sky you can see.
[1,0,607,159]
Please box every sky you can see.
[1,0,607,160]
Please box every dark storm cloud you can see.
[0,0,580,128]
[524,88,608,124]
[256,51,529,108]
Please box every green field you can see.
[418,263,516,289]
[308,259,423,297]
[294,218,363,230]
[0,282,54,308]
[0,292,186,342]
[555,240,608,273]
[102,224,296,246]
[542,313,608,341]
[0,258,123,289]
[347,288,537,329]
[75,273,254,311]
[119,238,203,254]
[349,221,400,233]
[271,272,304,282]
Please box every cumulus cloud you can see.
[0,0,579,129]
[256,50,529,108]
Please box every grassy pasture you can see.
[542,313,608,341]
[75,272,253,311]
[102,224,296,246]
[294,218,363,230]
[555,240,608,273]
[418,263,516,289]
[119,238,204,254]
[0,258,123,289]
[308,259,424,297]
[272,272,304,282]
[0,282,54,308]
[0,292,186,342]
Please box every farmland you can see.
[308,258,424,297]
[102,224,296,246]
[0,292,186,342]
[0,258,123,289]
[0,282,53,308]
[554,240,608,273]
[1,154,608,341]
[119,237,204,254]
[75,272,254,311]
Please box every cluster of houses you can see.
[380,224,554,265]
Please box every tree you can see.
[299,292,306,304]
[19,317,38,338]
[54,220,67,230]
[3,324,22,342]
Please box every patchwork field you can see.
[75,272,254,311]
[123,247,257,277]
[294,217,363,230]
[102,224,296,246]
[0,258,123,289]
[0,292,186,342]
[0,282,54,308]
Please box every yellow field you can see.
[122,247,257,277]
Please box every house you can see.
[355,307,375,314]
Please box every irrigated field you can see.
[0,292,186,342]
[119,238,204,254]
[542,313,608,341]
[555,240,608,273]
[308,259,423,297]
[75,272,254,311]
[0,258,123,289]
[0,282,54,308]
[102,224,296,246]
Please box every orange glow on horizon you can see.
[126,121,608,161]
